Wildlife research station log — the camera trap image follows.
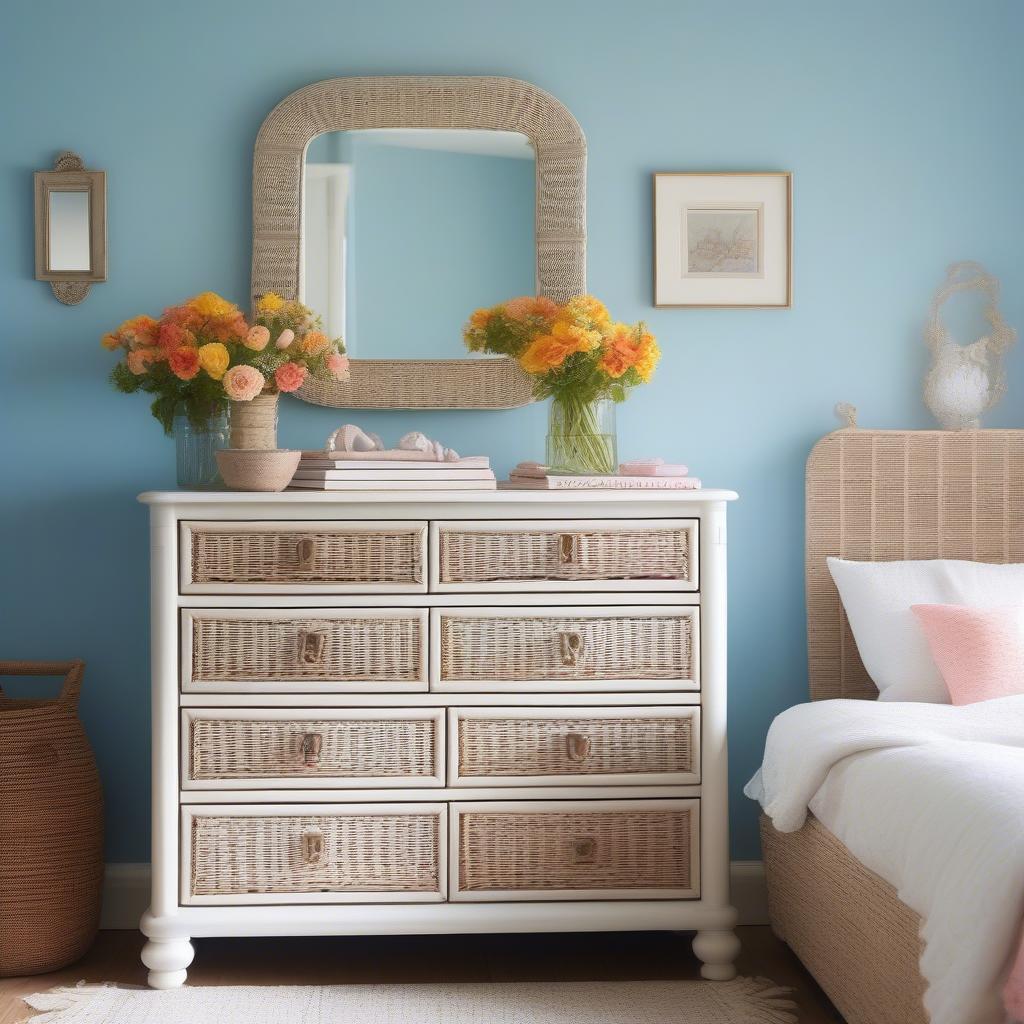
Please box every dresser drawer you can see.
[181,521,427,593]
[182,709,445,789]
[449,706,700,786]
[182,609,428,693]
[431,519,698,592]
[182,804,446,904]
[431,606,699,692]
[451,799,699,901]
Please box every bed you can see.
[759,427,1024,1024]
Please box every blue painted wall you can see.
[1,0,1022,863]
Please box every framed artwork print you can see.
[653,172,792,307]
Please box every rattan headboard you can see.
[806,428,1024,700]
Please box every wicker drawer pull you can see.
[296,537,316,570]
[558,533,579,564]
[300,732,323,766]
[558,631,585,668]
[301,830,325,865]
[572,837,597,863]
[565,733,592,762]
[298,629,327,666]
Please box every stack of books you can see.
[289,452,497,490]
[501,460,701,490]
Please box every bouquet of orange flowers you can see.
[463,294,659,472]
[464,294,658,402]
[103,291,349,433]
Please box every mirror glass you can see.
[47,189,91,272]
[302,129,535,359]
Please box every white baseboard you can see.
[101,861,768,931]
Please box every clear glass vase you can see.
[546,395,617,475]
[174,411,229,489]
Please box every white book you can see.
[293,468,495,481]
[501,475,702,490]
[298,453,490,469]
[288,479,498,491]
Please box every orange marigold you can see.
[301,330,330,355]
[520,334,572,374]
[599,322,641,379]
[208,313,249,342]
[633,331,661,382]
[126,347,159,375]
[168,345,200,381]
[469,308,493,330]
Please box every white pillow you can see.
[827,558,1024,702]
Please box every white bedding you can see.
[745,695,1024,1024]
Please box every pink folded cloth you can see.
[619,459,689,477]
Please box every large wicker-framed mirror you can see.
[251,76,586,409]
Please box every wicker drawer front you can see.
[181,521,427,593]
[452,799,699,901]
[432,519,698,592]
[450,706,700,786]
[182,709,445,789]
[183,804,446,904]
[432,606,699,692]
[183,609,428,693]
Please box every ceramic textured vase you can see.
[546,395,617,475]
[174,411,229,489]
[229,393,280,450]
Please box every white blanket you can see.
[745,695,1024,1024]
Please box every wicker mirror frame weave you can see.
[252,76,587,409]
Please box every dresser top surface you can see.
[139,488,738,506]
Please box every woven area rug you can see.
[24,979,796,1023]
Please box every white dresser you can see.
[138,488,739,988]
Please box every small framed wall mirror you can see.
[35,151,107,305]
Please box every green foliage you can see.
[110,361,227,435]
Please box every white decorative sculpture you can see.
[397,431,461,463]
[923,262,1016,430]
[324,425,460,461]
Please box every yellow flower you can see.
[550,319,601,353]
[566,295,610,327]
[257,291,285,314]
[189,292,238,319]
[197,341,230,381]
[100,332,121,350]
[633,331,661,382]
[301,330,329,355]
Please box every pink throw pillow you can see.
[911,604,1024,705]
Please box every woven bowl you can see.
[216,449,301,492]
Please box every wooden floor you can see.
[1,927,842,1023]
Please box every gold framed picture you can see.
[653,172,792,307]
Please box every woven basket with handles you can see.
[0,661,103,975]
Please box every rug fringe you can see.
[21,982,124,1024]
[716,976,799,1024]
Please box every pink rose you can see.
[274,328,295,351]
[274,362,307,393]
[326,353,350,381]
[222,364,266,401]
[245,325,271,351]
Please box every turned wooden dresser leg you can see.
[141,937,194,989]
[693,928,741,980]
